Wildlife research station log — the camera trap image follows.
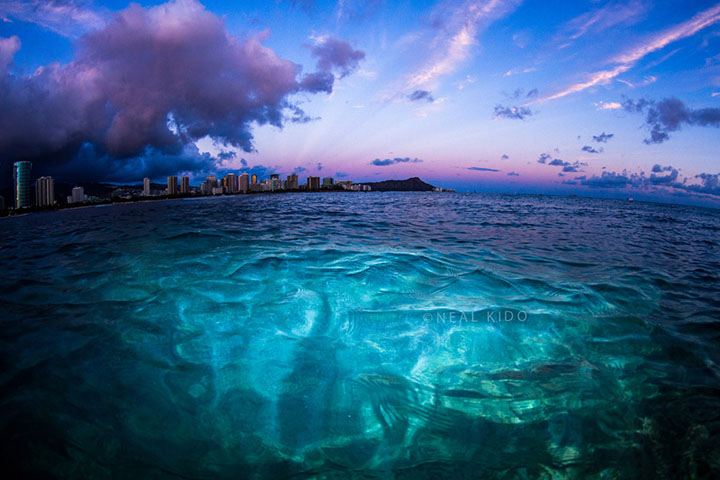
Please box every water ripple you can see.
[0,193,719,478]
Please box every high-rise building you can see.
[201,175,217,195]
[35,176,54,207]
[286,173,299,190]
[270,173,280,191]
[239,173,249,193]
[167,176,178,195]
[225,173,237,193]
[251,173,257,185]
[143,177,151,196]
[13,160,31,209]
[180,176,190,194]
[69,186,86,204]
[306,176,321,191]
[322,177,334,188]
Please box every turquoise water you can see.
[1,193,719,478]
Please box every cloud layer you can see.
[0,0,363,181]
[573,164,720,198]
[407,0,522,89]
[544,4,720,101]
[408,90,435,103]
[370,157,423,166]
[592,132,614,143]
[0,0,105,38]
[623,97,720,143]
[494,104,533,120]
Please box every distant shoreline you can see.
[0,187,450,218]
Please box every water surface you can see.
[1,193,719,478]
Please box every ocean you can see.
[1,192,719,478]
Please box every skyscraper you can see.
[322,177,334,188]
[143,177,151,196]
[180,176,190,194]
[251,173,257,185]
[270,173,280,191]
[286,173,299,190]
[239,173,249,193]
[13,160,31,209]
[201,175,217,195]
[69,186,86,204]
[307,176,321,191]
[225,173,237,193]
[167,176,178,195]
[35,176,54,207]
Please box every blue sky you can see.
[1,0,719,206]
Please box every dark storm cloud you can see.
[507,171,520,176]
[501,154,509,160]
[592,132,614,143]
[494,104,533,120]
[217,151,237,161]
[581,145,602,154]
[370,157,423,166]
[408,90,434,103]
[0,0,364,181]
[467,167,500,172]
[293,166,307,173]
[42,143,217,183]
[335,171,349,178]
[623,97,720,144]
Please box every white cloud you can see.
[542,4,720,101]
[595,101,622,110]
[503,66,537,77]
[406,0,522,89]
[560,0,648,42]
[0,0,105,38]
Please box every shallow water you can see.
[1,192,719,478]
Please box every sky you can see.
[1,0,719,207]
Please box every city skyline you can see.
[1,0,719,207]
[2,158,383,211]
